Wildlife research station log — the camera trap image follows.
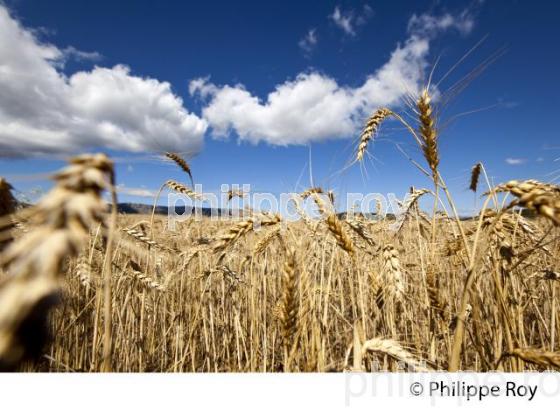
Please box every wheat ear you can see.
[227,189,246,202]
[0,154,113,370]
[252,225,281,256]
[394,188,431,233]
[381,245,405,302]
[165,180,203,200]
[357,108,393,162]
[122,227,176,253]
[492,180,560,225]
[345,219,377,250]
[361,338,432,371]
[165,152,194,187]
[325,214,355,255]
[301,187,324,198]
[417,89,439,177]
[75,251,92,288]
[500,348,560,370]
[127,266,166,292]
[280,248,298,371]
[213,213,282,254]
[469,163,482,192]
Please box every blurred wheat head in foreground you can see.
[0,154,115,370]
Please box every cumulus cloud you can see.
[505,158,527,165]
[190,11,470,146]
[0,5,207,157]
[298,28,318,56]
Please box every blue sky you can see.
[0,0,559,214]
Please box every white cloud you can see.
[188,76,218,99]
[62,46,102,63]
[298,28,318,55]
[191,73,359,145]
[116,184,156,198]
[505,158,527,165]
[407,11,475,37]
[329,5,373,37]
[190,11,469,146]
[330,6,356,36]
[0,5,207,157]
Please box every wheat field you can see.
[1,90,559,373]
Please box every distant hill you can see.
[116,202,238,217]
[337,212,394,221]
[18,199,535,221]
[116,203,397,220]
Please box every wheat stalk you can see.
[426,264,446,318]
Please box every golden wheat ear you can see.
[280,248,299,371]
[165,180,203,200]
[165,152,194,187]
[301,187,324,198]
[500,348,560,370]
[227,189,246,202]
[417,89,439,178]
[360,337,434,372]
[357,108,393,162]
[325,214,355,255]
[491,180,560,225]
[381,245,405,303]
[213,213,282,254]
